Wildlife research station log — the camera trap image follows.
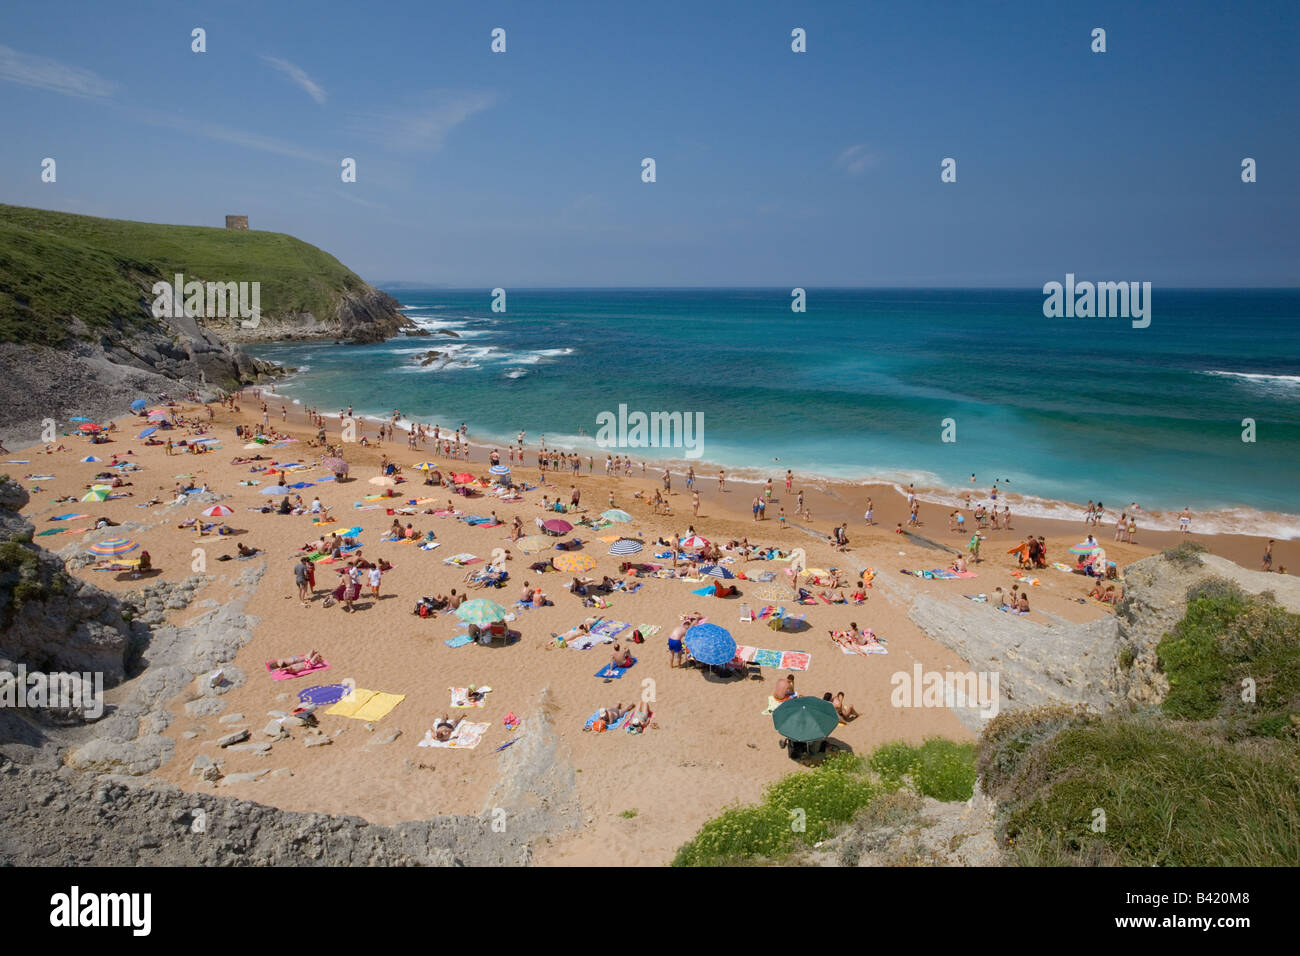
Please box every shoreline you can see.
[246,383,1298,572]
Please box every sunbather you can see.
[266,650,324,674]
[433,714,465,742]
[610,644,634,669]
[626,701,652,733]
[825,691,859,722]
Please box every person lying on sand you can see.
[236,542,258,557]
[266,650,324,674]
[433,714,464,741]
[626,701,653,733]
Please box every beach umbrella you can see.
[202,505,234,517]
[368,476,396,486]
[680,535,710,551]
[700,564,734,579]
[455,599,508,626]
[413,462,438,471]
[489,464,511,475]
[147,410,167,420]
[601,509,633,523]
[81,488,109,502]
[683,623,737,666]
[69,416,93,423]
[772,697,840,743]
[543,519,573,534]
[138,426,158,439]
[78,423,102,432]
[452,472,476,484]
[80,456,102,463]
[130,399,148,412]
[552,553,596,573]
[1067,542,1102,555]
[609,538,643,555]
[259,485,291,495]
[516,535,552,553]
[321,456,347,471]
[88,537,138,557]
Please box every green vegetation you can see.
[1157,583,1300,738]
[619,808,638,819]
[1161,540,1207,569]
[673,740,977,866]
[0,204,373,346]
[982,588,1300,866]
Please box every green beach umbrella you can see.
[81,488,109,502]
[601,509,633,523]
[455,599,508,626]
[772,697,839,743]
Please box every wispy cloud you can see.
[355,90,498,152]
[262,56,326,104]
[0,44,116,98]
[834,143,881,176]
[132,108,332,164]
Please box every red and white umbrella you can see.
[202,504,234,517]
[680,535,710,550]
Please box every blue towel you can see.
[691,586,713,596]
[444,633,475,648]
[595,658,636,680]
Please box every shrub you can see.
[1161,541,1206,569]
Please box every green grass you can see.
[0,204,373,346]
[672,741,978,866]
[1157,587,1300,738]
[990,716,1300,866]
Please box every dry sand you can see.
[12,394,1295,865]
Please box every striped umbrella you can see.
[489,464,511,475]
[543,519,573,534]
[1068,542,1102,555]
[88,537,138,557]
[609,538,643,555]
[680,535,710,550]
[455,599,508,626]
[684,623,737,665]
[413,462,438,471]
[80,456,102,463]
[700,564,734,579]
[202,505,234,517]
[81,488,109,502]
[516,535,552,553]
[552,553,596,573]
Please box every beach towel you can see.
[753,648,784,669]
[450,686,492,708]
[588,620,630,641]
[269,658,331,681]
[444,633,475,649]
[419,720,489,749]
[48,513,89,521]
[761,696,781,715]
[595,658,636,680]
[841,644,889,655]
[690,585,713,597]
[583,709,633,731]
[780,651,812,671]
[325,688,405,721]
[419,541,442,551]
[637,624,662,639]
[298,683,351,707]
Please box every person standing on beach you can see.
[1263,539,1274,571]
[1179,508,1192,533]
[864,498,874,525]
[693,491,700,517]
[765,478,773,501]
[779,507,787,529]
[785,470,793,494]
[686,466,695,490]
[752,496,761,522]
[1126,516,1137,544]
[663,468,671,493]
[295,558,311,605]
[718,470,726,492]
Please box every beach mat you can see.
[595,658,636,679]
[419,720,489,749]
[298,683,350,707]
[325,689,405,721]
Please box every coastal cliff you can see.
[0,204,411,441]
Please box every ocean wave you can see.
[1203,370,1300,391]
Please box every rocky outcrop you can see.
[215,287,409,344]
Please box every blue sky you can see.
[1,0,1296,287]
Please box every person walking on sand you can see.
[863,498,874,526]
[718,470,726,492]
[1179,507,1192,533]
[1263,539,1274,572]
[693,491,700,517]
[294,557,312,605]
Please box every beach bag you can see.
[417,602,430,618]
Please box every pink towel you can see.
[270,660,331,681]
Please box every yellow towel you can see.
[353,691,405,722]
[325,688,377,718]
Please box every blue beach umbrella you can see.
[489,464,511,475]
[609,538,643,555]
[130,399,148,412]
[80,455,102,463]
[684,623,737,666]
[137,426,157,439]
[700,565,734,579]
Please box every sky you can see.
[1,0,1297,287]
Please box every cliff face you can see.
[217,285,408,344]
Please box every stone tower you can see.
[225,215,249,231]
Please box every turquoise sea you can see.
[248,288,1300,537]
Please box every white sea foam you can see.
[1203,370,1300,391]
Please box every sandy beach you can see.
[11,395,1295,865]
